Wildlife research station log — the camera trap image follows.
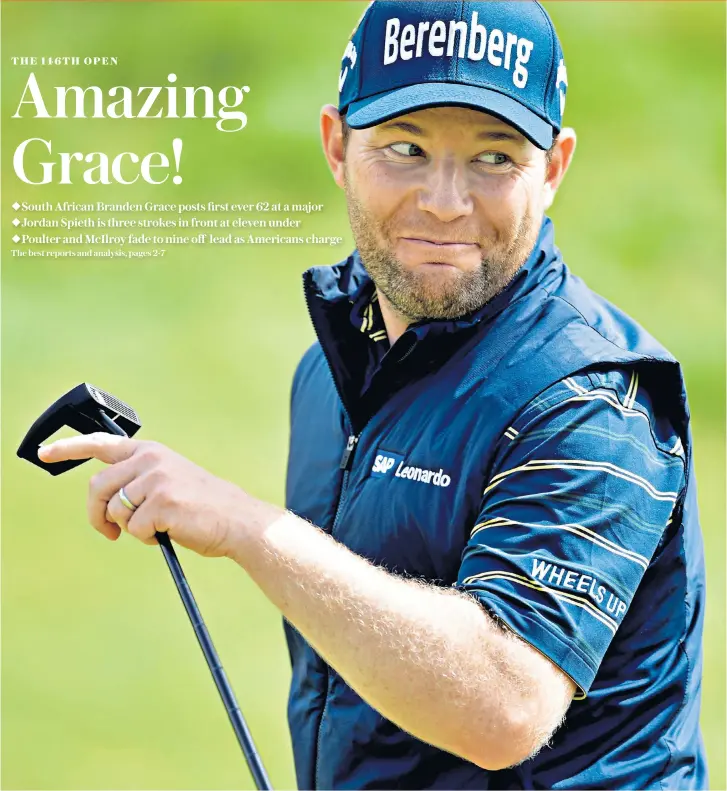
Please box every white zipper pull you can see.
[339,434,359,470]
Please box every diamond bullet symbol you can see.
[12,202,20,211]
[12,235,20,243]
[12,218,20,226]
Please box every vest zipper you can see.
[301,274,369,787]
[314,430,359,789]
[308,373,410,785]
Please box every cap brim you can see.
[345,83,554,150]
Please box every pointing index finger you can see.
[38,432,137,465]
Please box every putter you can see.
[17,383,273,791]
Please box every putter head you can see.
[17,383,141,475]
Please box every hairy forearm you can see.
[228,495,572,769]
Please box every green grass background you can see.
[2,2,724,789]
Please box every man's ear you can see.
[543,128,576,211]
[321,104,346,190]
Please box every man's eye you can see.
[390,142,425,157]
[476,152,511,166]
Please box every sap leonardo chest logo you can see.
[371,449,452,488]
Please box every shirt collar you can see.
[349,280,388,344]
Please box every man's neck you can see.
[376,288,412,346]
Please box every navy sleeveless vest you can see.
[284,219,703,790]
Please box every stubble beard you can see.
[345,178,542,322]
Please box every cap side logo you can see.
[556,59,568,116]
[339,41,357,92]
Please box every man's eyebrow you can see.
[377,122,526,144]
[476,130,526,143]
[378,121,424,136]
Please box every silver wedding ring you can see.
[118,487,138,512]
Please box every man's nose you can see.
[416,159,474,222]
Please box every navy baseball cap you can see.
[338,1,568,149]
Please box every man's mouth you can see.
[400,236,479,250]
[397,237,481,267]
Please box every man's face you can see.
[341,106,553,322]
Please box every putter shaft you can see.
[156,532,272,791]
[100,413,272,790]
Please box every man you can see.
[41,1,707,789]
